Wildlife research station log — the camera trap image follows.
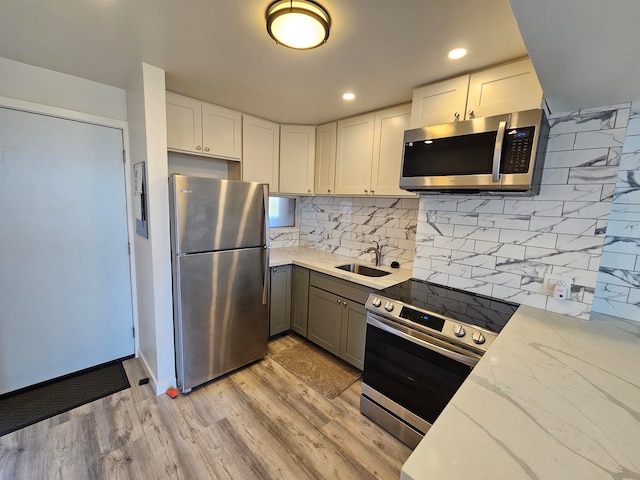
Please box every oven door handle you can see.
[367,315,479,367]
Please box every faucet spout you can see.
[364,241,382,266]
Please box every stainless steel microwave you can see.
[399,109,549,195]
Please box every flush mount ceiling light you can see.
[448,48,468,60]
[266,0,331,50]
[342,92,355,101]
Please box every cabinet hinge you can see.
[122,149,126,164]
[128,242,131,255]
[132,326,135,338]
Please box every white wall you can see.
[0,57,126,121]
[126,63,175,395]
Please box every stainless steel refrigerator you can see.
[169,174,269,393]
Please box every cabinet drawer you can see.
[309,271,372,304]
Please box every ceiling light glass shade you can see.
[266,0,331,50]
[448,48,468,60]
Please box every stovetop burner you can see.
[378,279,518,334]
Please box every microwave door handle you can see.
[492,120,508,183]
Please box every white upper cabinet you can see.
[166,92,241,161]
[410,76,470,128]
[242,115,280,191]
[371,104,415,197]
[315,122,337,195]
[410,58,543,128]
[334,106,414,197]
[335,113,375,195]
[466,58,543,119]
[279,125,316,194]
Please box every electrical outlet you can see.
[543,274,573,296]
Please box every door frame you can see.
[0,94,139,357]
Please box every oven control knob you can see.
[384,302,394,312]
[371,297,382,307]
[472,331,486,345]
[452,324,466,337]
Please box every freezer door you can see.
[171,174,267,254]
[174,247,269,392]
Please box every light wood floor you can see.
[0,334,411,479]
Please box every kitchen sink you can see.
[335,263,391,277]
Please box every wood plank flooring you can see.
[0,334,411,479]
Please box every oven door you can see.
[362,313,478,431]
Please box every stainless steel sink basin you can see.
[335,263,391,277]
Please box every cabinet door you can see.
[307,286,342,356]
[243,115,280,191]
[279,125,316,194]
[291,266,310,337]
[339,300,367,370]
[201,103,242,160]
[466,58,543,119]
[166,92,203,154]
[370,103,415,197]
[409,76,469,128]
[335,113,375,195]
[269,265,292,336]
[315,122,337,195]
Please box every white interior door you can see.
[0,107,134,395]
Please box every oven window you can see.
[402,131,497,177]
[363,323,472,425]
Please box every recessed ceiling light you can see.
[448,48,467,60]
[342,93,355,101]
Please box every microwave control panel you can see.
[502,126,536,174]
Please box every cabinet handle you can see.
[327,189,331,193]
[371,189,375,194]
[468,109,475,117]
[273,268,277,272]
[342,301,347,306]
[454,112,460,119]
[336,299,341,304]
[307,189,311,193]
[204,147,210,152]
[196,146,201,150]
[364,189,368,193]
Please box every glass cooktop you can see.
[378,279,519,334]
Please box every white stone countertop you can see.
[269,246,412,290]
[401,305,640,480]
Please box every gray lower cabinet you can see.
[269,265,292,336]
[291,266,310,336]
[307,271,371,369]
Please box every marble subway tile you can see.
[607,147,623,166]
[545,297,591,319]
[621,133,640,154]
[471,267,522,288]
[595,219,609,236]
[433,211,479,226]
[580,103,631,114]
[561,201,613,219]
[498,230,558,248]
[430,260,472,278]
[568,166,619,184]
[597,268,640,288]
[433,236,476,252]
[594,282,630,302]
[602,236,640,255]
[453,225,501,242]
[412,266,448,285]
[613,187,640,205]
[604,220,640,239]
[524,246,591,269]
[544,148,610,168]
[477,214,531,230]
[416,245,452,262]
[475,241,526,260]
[626,117,640,136]
[555,234,604,253]
[504,200,564,217]
[549,109,616,134]
[542,168,570,185]
[546,133,576,151]
[591,297,640,319]
[600,251,638,269]
[628,287,640,304]
[420,197,458,212]
[529,216,596,235]
[455,199,505,214]
[601,184,616,201]
[417,220,455,237]
[451,251,497,269]
[537,184,603,202]
[574,128,626,149]
[446,276,494,296]
[495,258,552,278]
[615,108,631,129]
[609,203,640,221]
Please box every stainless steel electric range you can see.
[360,279,519,449]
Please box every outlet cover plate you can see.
[543,274,573,295]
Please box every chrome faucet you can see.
[364,241,382,266]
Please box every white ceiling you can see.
[0,1,638,124]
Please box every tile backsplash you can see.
[592,101,640,321]
[413,104,632,320]
[297,196,418,269]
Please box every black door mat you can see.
[0,361,130,437]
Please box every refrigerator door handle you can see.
[262,183,270,306]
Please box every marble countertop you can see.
[269,246,412,290]
[402,305,640,479]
